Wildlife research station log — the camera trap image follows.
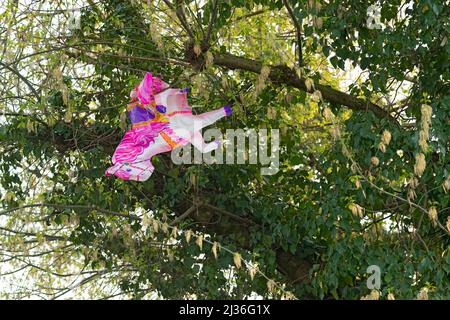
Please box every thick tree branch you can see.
[210,52,396,122]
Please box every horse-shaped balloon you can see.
[105,72,232,181]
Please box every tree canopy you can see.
[0,0,449,299]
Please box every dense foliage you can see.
[0,0,448,299]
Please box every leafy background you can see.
[0,0,448,299]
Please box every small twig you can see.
[232,9,266,22]
[0,203,138,220]
[201,203,254,226]
[204,0,218,44]
[282,0,303,67]
[170,204,198,226]
[162,0,195,39]
[0,61,41,100]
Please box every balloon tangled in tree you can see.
[106,72,232,181]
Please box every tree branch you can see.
[204,0,218,44]
[161,0,195,39]
[169,200,312,286]
[169,204,198,226]
[282,0,303,66]
[210,52,396,122]
[0,61,40,101]
[0,203,138,220]
[232,9,267,22]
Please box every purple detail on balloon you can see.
[156,105,166,113]
[128,106,155,124]
[126,168,132,172]
[223,104,233,116]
